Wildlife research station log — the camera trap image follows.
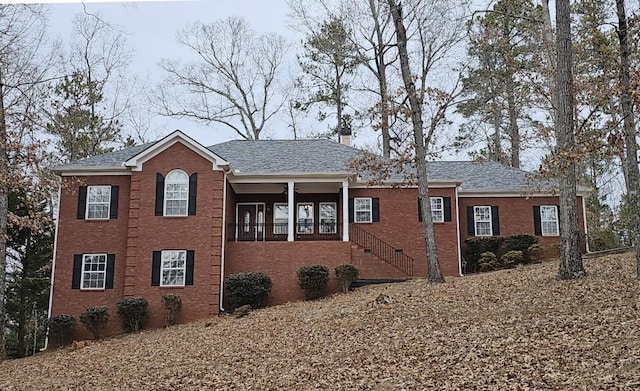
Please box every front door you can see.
[237,204,265,241]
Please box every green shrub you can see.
[335,264,359,293]
[224,272,272,312]
[162,294,182,327]
[297,265,330,300]
[47,315,76,347]
[501,250,524,268]
[79,306,109,339]
[116,297,148,333]
[504,234,538,253]
[478,252,498,272]
[464,237,504,272]
[528,244,544,263]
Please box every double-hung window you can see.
[319,202,337,234]
[474,206,492,236]
[164,170,189,216]
[161,250,186,287]
[354,198,372,223]
[430,197,444,223]
[540,205,559,236]
[273,203,288,234]
[86,186,111,220]
[81,254,107,290]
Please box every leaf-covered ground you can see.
[2,253,640,390]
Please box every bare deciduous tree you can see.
[158,17,289,140]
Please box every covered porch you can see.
[225,177,351,242]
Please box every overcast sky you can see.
[47,0,306,147]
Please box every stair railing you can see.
[349,224,414,275]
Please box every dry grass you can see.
[2,253,640,390]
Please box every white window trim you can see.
[297,202,314,234]
[80,253,107,290]
[85,185,111,220]
[474,206,493,236]
[541,205,559,237]
[319,202,337,234]
[160,250,187,287]
[164,169,189,217]
[273,202,288,235]
[430,197,444,223]
[354,197,372,223]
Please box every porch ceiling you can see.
[230,182,342,194]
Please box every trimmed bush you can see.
[335,264,359,293]
[478,252,498,272]
[47,315,76,347]
[501,250,523,268]
[224,272,272,312]
[116,297,148,333]
[528,244,544,263]
[162,294,182,327]
[297,265,330,300]
[79,306,109,339]
[465,237,504,272]
[504,234,538,253]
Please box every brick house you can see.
[47,130,587,338]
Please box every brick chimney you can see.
[339,126,351,146]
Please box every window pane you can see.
[274,204,288,234]
[354,198,372,223]
[297,203,313,234]
[319,203,336,234]
[81,254,107,290]
[160,250,187,286]
[165,171,189,216]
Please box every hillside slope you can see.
[1,253,639,390]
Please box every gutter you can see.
[455,185,463,277]
[219,171,228,313]
[44,183,62,350]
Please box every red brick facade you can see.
[50,137,585,340]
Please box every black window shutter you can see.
[418,197,423,222]
[155,174,165,216]
[105,254,115,289]
[188,173,197,216]
[348,198,354,223]
[467,206,475,235]
[444,197,452,222]
[151,251,161,286]
[533,206,542,235]
[372,198,380,222]
[77,186,87,219]
[109,186,119,219]
[556,204,561,234]
[72,254,83,289]
[491,206,500,236]
[185,250,195,286]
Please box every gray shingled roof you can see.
[207,139,360,174]
[52,143,154,171]
[52,137,551,192]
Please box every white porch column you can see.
[342,179,349,241]
[287,181,295,241]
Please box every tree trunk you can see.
[555,0,585,280]
[615,0,640,279]
[0,68,8,360]
[387,0,443,283]
[369,0,391,158]
[335,63,343,141]
[505,75,520,168]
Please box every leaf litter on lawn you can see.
[1,253,640,390]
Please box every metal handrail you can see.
[349,224,414,275]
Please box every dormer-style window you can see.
[164,170,189,216]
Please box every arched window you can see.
[164,170,189,216]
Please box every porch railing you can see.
[227,222,342,242]
[349,224,414,275]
